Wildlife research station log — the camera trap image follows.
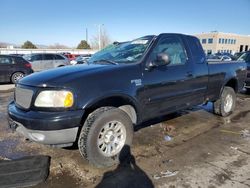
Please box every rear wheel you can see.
[78,107,133,167]
[11,72,24,84]
[213,86,236,117]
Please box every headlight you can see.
[34,90,74,108]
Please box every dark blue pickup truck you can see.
[8,33,246,167]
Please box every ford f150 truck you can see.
[8,33,247,167]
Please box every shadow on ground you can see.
[96,145,154,188]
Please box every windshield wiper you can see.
[93,59,118,65]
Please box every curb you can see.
[0,85,15,93]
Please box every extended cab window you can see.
[187,36,205,64]
[151,37,187,65]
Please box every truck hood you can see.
[19,64,114,87]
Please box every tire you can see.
[213,86,236,117]
[11,72,24,84]
[78,107,133,167]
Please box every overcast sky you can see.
[1,0,249,47]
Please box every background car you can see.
[207,54,232,61]
[23,53,70,72]
[234,52,244,60]
[0,55,33,84]
[70,54,92,65]
[62,53,80,61]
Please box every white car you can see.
[23,53,70,72]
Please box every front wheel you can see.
[11,72,24,84]
[78,107,133,167]
[213,86,236,117]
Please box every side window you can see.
[15,57,28,64]
[151,37,187,65]
[43,54,54,60]
[54,54,64,60]
[31,54,43,61]
[0,57,13,64]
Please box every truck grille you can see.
[15,87,34,109]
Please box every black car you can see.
[0,55,33,84]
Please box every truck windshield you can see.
[88,36,155,64]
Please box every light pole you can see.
[95,24,104,50]
[86,28,88,43]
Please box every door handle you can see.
[186,72,193,78]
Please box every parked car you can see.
[8,33,246,167]
[207,54,232,61]
[234,52,244,60]
[0,55,33,84]
[70,54,92,65]
[238,51,250,90]
[23,53,70,72]
[220,55,232,61]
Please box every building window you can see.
[219,38,222,44]
[234,39,236,44]
[202,39,207,44]
[230,39,233,44]
[208,38,213,44]
[222,39,225,44]
[225,39,228,44]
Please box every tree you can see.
[91,28,112,50]
[77,40,91,49]
[21,41,37,49]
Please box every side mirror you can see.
[147,53,171,70]
[156,53,171,65]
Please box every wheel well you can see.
[83,96,137,124]
[225,79,238,92]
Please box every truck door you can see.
[141,35,194,120]
[183,36,208,106]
